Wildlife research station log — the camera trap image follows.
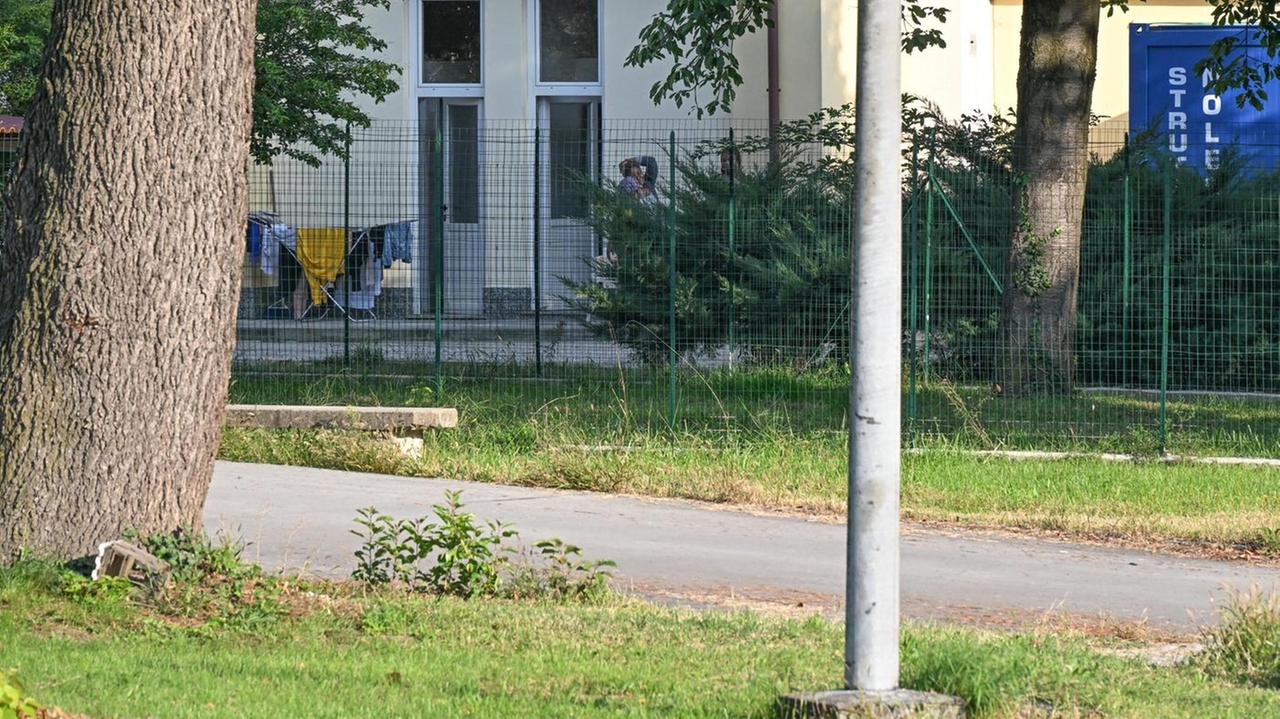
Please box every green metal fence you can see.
[226,118,1280,458]
[4,117,1279,458]
[0,132,19,219]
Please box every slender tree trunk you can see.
[0,0,256,560]
[1000,0,1100,396]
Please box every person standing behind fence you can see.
[619,157,658,205]
[619,158,646,196]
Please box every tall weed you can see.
[1195,585,1280,689]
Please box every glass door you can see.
[419,98,485,317]
[537,98,600,310]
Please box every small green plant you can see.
[351,508,408,585]
[351,491,517,598]
[359,600,415,636]
[60,572,132,605]
[352,493,614,601]
[1195,585,1280,689]
[126,527,284,628]
[0,554,62,603]
[507,538,616,602]
[423,490,518,597]
[0,668,41,719]
[125,525,245,584]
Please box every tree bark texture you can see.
[0,0,256,560]
[1001,0,1100,396]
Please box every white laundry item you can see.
[258,223,296,277]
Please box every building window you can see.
[422,1,481,84]
[538,0,599,84]
[448,105,480,224]
[548,102,595,219]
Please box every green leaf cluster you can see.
[128,526,287,628]
[0,0,400,166]
[0,668,40,719]
[627,0,949,117]
[0,0,50,117]
[900,99,1280,394]
[1077,141,1280,392]
[351,493,614,601]
[1198,1,1280,112]
[352,491,517,597]
[253,0,400,166]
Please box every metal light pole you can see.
[847,0,902,692]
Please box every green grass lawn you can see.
[221,370,1280,555]
[3,559,1279,719]
[230,362,1280,457]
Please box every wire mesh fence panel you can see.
[3,115,1277,457]
[902,121,1280,456]
[0,132,20,223]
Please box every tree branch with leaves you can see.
[0,0,400,166]
[625,0,950,119]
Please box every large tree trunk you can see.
[0,0,256,560]
[1000,0,1100,396]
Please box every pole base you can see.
[779,690,966,719]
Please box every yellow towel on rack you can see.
[296,228,347,306]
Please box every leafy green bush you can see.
[59,572,132,605]
[507,538,616,602]
[351,492,614,601]
[568,110,856,367]
[569,96,1280,391]
[902,102,1280,393]
[351,491,516,597]
[129,525,244,584]
[1078,144,1280,392]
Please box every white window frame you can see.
[531,0,603,95]
[413,0,485,97]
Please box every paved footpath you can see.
[206,462,1280,634]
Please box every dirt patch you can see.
[616,492,1280,567]
[902,517,1280,567]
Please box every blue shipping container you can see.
[1130,23,1280,171]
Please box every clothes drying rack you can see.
[248,213,415,323]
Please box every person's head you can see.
[619,158,637,177]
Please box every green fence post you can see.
[668,131,678,430]
[534,126,544,378]
[907,135,921,440]
[433,128,445,401]
[922,129,937,382]
[727,127,737,370]
[1159,168,1172,455]
[343,123,352,369]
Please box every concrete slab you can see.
[224,404,457,431]
[780,690,966,718]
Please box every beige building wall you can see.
[819,0,994,122]
[729,0,824,121]
[991,0,1217,133]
